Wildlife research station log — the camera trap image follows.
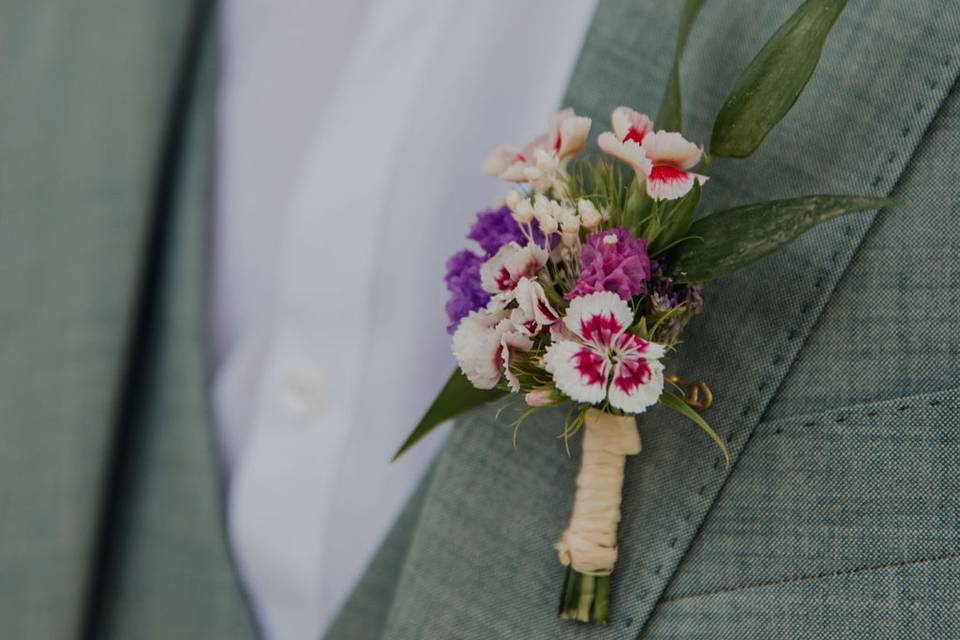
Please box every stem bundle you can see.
[556,409,640,624]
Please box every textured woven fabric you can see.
[663,73,960,605]
[91,19,258,640]
[327,1,960,638]
[647,388,960,639]
[0,1,254,637]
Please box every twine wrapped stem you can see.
[557,409,640,623]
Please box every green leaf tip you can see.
[668,195,905,283]
[660,392,730,465]
[655,0,706,132]
[711,0,849,158]
[392,369,506,461]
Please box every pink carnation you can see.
[566,227,651,301]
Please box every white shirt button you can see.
[281,365,329,418]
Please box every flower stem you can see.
[559,566,578,615]
[576,575,595,621]
[594,576,609,624]
[558,569,610,624]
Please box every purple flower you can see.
[567,227,651,301]
[444,250,489,333]
[641,257,704,343]
[446,206,551,333]
[467,206,546,256]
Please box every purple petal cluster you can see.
[444,250,489,333]
[567,227,651,301]
[642,257,704,344]
[445,206,548,333]
[467,205,544,256]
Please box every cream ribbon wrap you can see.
[555,409,640,576]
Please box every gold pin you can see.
[665,375,713,411]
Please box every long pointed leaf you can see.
[669,195,906,283]
[392,369,506,460]
[660,392,729,464]
[655,0,706,132]
[710,0,847,157]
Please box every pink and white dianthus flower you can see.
[549,108,593,165]
[641,130,708,201]
[480,241,549,304]
[454,241,562,390]
[597,107,654,177]
[544,291,665,413]
[452,308,533,391]
[513,277,560,333]
[483,108,592,182]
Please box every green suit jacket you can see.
[0,1,255,637]
[1,1,958,639]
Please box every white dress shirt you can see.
[212,1,597,637]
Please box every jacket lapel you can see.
[561,0,960,633]
[0,0,252,636]
[88,12,258,638]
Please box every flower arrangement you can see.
[452,109,707,422]
[394,0,902,625]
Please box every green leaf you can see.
[656,0,706,132]
[710,0,847,158]
[669,195,906,283]
[392,369,506,460]
[660,392,730,464]
[621,179,652,233]
[648,180,701,255]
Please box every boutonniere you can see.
[395,0,903,625]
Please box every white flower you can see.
[577,198,603,230]
[513,277,559,332]
[597,107,654,177]
[641,130,708,201]
[454,264,559,392]
[532,194,559,234]
[480,242,549,302]
[512,197,534,223]
[483,108,592,184]
[483,145,528,182]
[524,148,562,193]
[498,318,535,392]
[549,108,592,165]
[559,207,580,234]
[544,291,665,413]
[612,106,653,145]
[453,308,510,389]
[452,308,533,391]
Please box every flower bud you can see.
[538,213,559,235]
[513,198,534,223]
[577,198,602,229]
[525,389,556,407]
[533,194,551,219]
[560,206,579,233]
[534,148,558,171]
[524,149,560,193]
